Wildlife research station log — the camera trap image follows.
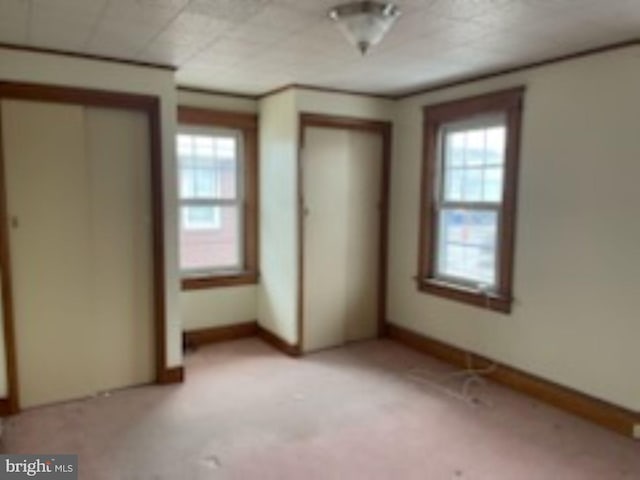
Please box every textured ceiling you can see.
[0,0,639,95]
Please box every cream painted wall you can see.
[389,46,640,411]
[181,286,258,331]
[257,88,394,345]
[176,89,259,331]
[295,89,395,121]
[0,48,183,403]
[177,89,257,113]
[257,90,299,344]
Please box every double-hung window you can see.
[418,88,523,312]
[177,108,258,289]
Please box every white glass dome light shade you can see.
[329,2,401,55]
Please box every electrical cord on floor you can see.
[405,351,497,407]
[406,289,498,406]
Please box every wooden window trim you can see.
[417,87,525,314]
[178,107,259,290]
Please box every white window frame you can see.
[433,114,507,293]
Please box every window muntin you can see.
[177,128,244,275]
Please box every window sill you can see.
[181,271,258,291]
[417,278,512,314]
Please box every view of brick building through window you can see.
[177,132,242,274]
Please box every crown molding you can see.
[176,85,260,100]
[392,38,640,99]
[177,38,640,102]
[4,38,635,101]
[0,42,176,71]
[258,83,395,100]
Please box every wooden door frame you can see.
[297,113,392,352]
[0,81,171,414]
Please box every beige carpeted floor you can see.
[1,338,638,479]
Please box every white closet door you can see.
[2,99,95,407]
[85,107,154,392]
[302,127,382,352]
[1,100,154,408]
[343,130,382,343]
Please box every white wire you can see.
[404,289,500,405]
[405,355,497,407]
[406,318,498,405]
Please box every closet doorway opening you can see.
[0,82,168,413]
[298,114,391,353]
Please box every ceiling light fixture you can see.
[328,1,401,55]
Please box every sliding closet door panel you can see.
[302,127,382,352]
[2,100,155,408]
[344,131,381,342]
[85,107,154,391]
[303,128,350,351]
[2,100,95,408]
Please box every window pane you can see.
[483,167,504,202]
[462,168,483,201]
[445,132,465,167]
[195,136,214,156]
[486,127,506,165]
[177,134,192,156]
[465,129,485,166]
[182,206,221,231]
[213,137,238,199]
[180,205,241,272]
[437,209,498,287]
[177,133,238,200]
[445,168,464,201]
[442,121,506,205]
[444,167,489,202]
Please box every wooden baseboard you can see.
[157,366,184,385]
[386,323,640,438]
[182,320,299,358]
[0,398,12,417]
[257,325,300,357]
[184,321,259,350]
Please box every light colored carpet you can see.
[1,338,638,479]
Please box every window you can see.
[178,133,233,236]
[417,88,524,313]
[177,108,258,289]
